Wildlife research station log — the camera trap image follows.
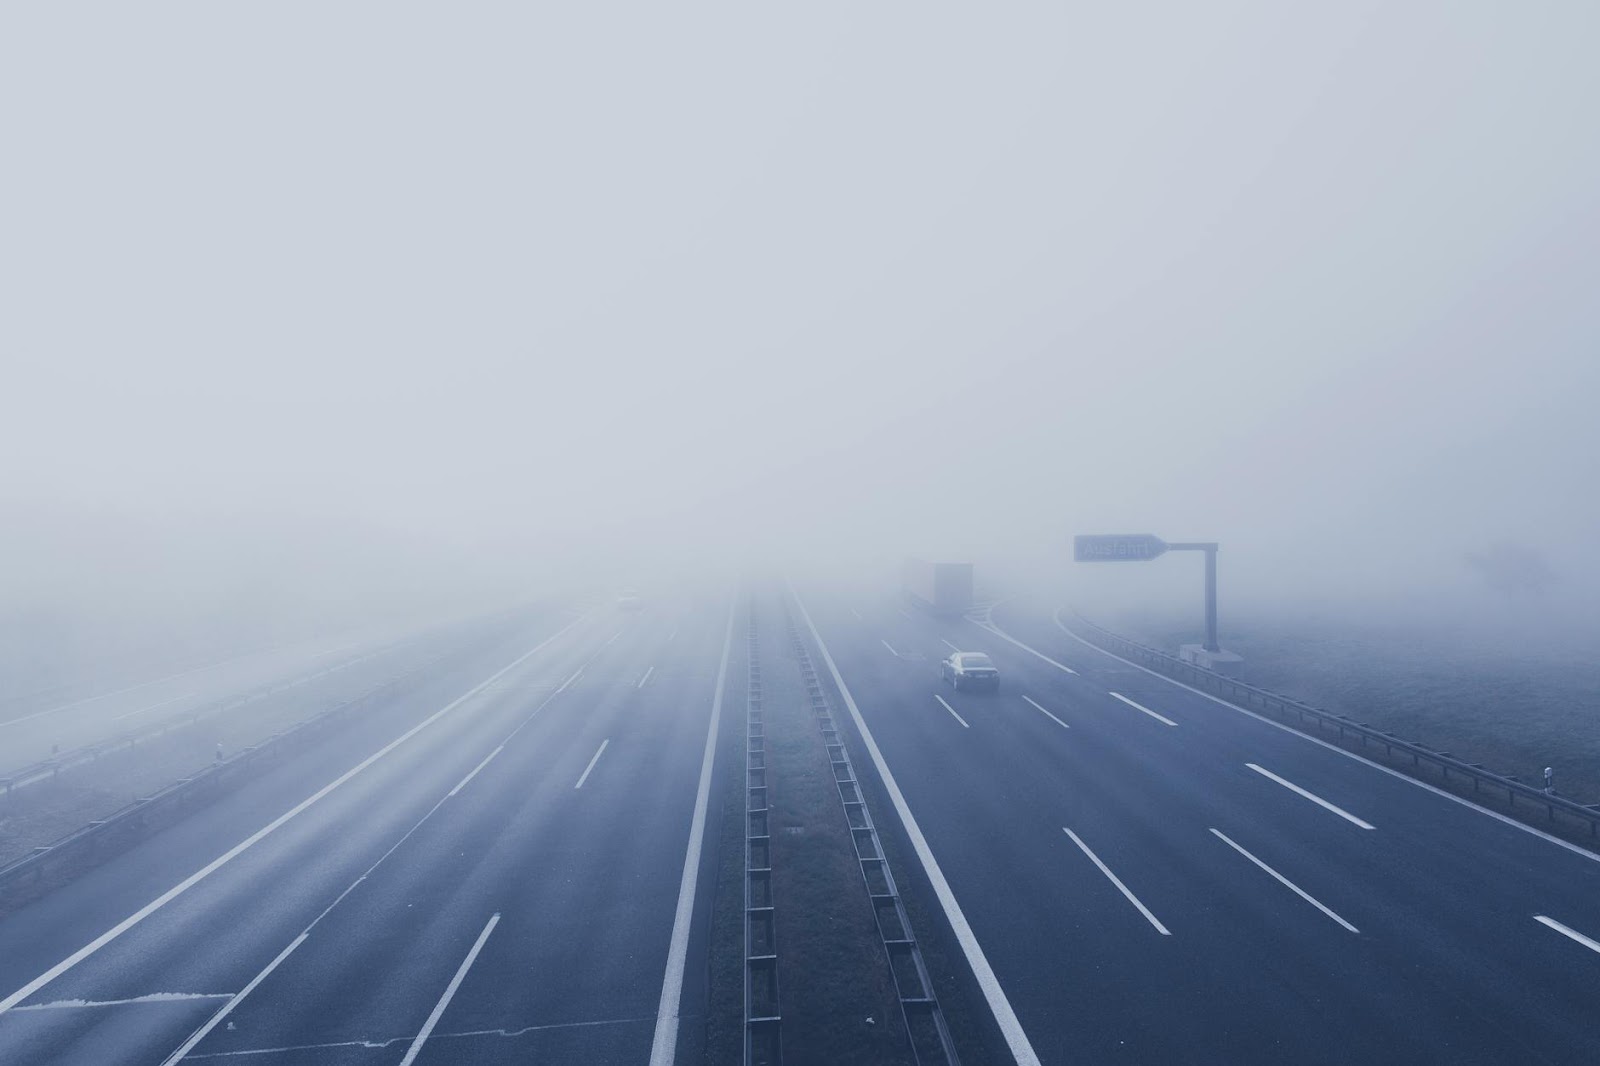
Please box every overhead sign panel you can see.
[1074,534,1168,562]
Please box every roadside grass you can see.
[1111,612,1600,806]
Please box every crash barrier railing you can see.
[1062,610,1600,840]
[744,613,781,1066]
[0,664,433,904]
[786,608,960,1066]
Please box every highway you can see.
[0,598,733,1065]
[794,589,1600,1065]
[3,585,1598,1065]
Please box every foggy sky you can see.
[5,3,1598,636]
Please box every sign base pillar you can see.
[1179,643,1245,678]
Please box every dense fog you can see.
[5,3,1598,689]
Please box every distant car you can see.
[941,651,999,692]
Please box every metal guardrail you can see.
[786,608,960,1066]
[744,613,781,1066]
[0,660,439,904]
[1060,610,1600,840]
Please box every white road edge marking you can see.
[1248,763,1375,830]
[648,597,734,1066]
[1534,915,1600,956]
[398,913,500,1066]
[1038,609,1600,865]
[0,615,584,1020]
[575,740,611,789]
[933,694,970,728]
[1108,691,1178,727]
[1062,828,1171,936]
[791,583,1042,1066]
[1020,695,1070,730]
[558,668,584,692]
[448,746,504,798]
[971,620,1077,674]
[638,666,655,688]
[940,639,961,652]
[1210,828,1359,933]
[881,639,901,658]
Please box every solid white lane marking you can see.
[1248,763,1375,830]
[972,620,1077,674]
[638,666,655,688]
[17,993,234,1011]
[1108,691,1178,727]
[648,597,734,1066]
[1210,829,1359,933]
[398,914,501,1066]
[1062,828,1171,936]
[941,639,961,652]
[111,693,197,721]
[933,694,970,728]
[558,668,584,692]
[1040,610,1600,866]
[448,746,504,797]
[0,615,584,1020]
[1021,695,1070,730]
[1534,915,1600,956]
[881,640,901,658]
[574,740,611,789]
[791,584,1042,1066]
[159,934,309,1065]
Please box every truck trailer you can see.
[903,559,974,615]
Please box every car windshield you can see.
[961,654,993,667]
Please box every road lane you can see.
[0,614,596,1062]
[797,589,1600,1064]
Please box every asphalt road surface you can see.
[5,584,1598,1065]
[794,588,1600,1065]
[0,597,733,1066]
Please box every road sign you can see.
[1074,534,1168,562]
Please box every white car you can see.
[941,651,999,692]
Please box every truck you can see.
[902,558,974,615]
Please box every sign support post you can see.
[1072,534,1237,672]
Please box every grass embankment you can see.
[1115,612,1600,806]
